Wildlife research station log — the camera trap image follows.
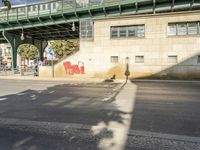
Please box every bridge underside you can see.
[0,22,79,43]
[0,0,200,70]
[0,22,79,69]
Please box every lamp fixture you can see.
[72,22,76,31]
[20,28,24,41]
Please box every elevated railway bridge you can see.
[0,0,200,70]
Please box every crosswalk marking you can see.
[43,97,74,106]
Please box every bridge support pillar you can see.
[2,31,23,72]
[33,39,48,61]
[2,31,48,72]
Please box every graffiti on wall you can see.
[63,61,85,75]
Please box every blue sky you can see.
[0,0,47,7]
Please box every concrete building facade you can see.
[0,44,12,66]
[44,11,200,79]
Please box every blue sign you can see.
[49,49,55,56]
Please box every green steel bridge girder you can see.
[0,0,200,32]
[2,31,48,70]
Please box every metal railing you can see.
[0,0,125,21]
[0,65,15,76]
[0,65,34,76]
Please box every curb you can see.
[102,80,127,101]
[133,79,200,83]
[0,76,124,83]
[128,130,200,143]
[1,117,200,143]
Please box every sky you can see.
[0,0,49,7]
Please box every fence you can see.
[0,0,125,21]
[0,65,34,76]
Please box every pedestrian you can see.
[34,63,38,76]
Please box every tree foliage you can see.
[17,44,38,60]
[50,39,79,58]
[1,0,11,9]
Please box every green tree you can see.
[17,44,38,60]
[1,0,11,9]
[50,39,79,59]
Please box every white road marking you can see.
[43,97,73,106]
[13,136,33,148]
[0,98,7,101]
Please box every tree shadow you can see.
[0,82,130,149]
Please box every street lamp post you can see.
[125,57,130,81]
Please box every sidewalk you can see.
[0,74,125,83]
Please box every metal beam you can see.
[153,0,156,14]
[171,0,175,11]
[135,0,138,13]
[190,0,195,9]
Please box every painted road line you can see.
[0,98,7,101]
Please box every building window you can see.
[119,27,127,37]
[111,56,119,63]
[135,56,144,63]
[111,28,118,38]
[80,19,93,40]
[111,25,145,38]
[137,26,145,37]
[168,21,200,36]
[168,24,177,35]
[188,22,198,35]
[177,23,187,35]
[198,56,200,64]
[168,56,178,63]
[128,26,137,37]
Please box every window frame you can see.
[110,25,145,39]
[135,56,144,63]
[168,21,200,36]
[110,56,119,63]
[197,55,200,64]
[187,22,198,35]
[80,19,94,40]
[168,55,178,63]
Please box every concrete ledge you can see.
[0,75,125,83]
[133,79,200,83]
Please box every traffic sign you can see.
[49,49,55,56]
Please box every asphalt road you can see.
[131,81,200,137]
[0,79,125,150]
[0,79,121,125]
[0,79,200,150]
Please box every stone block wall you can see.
[78,11,200,79]
[40,11,200,79]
